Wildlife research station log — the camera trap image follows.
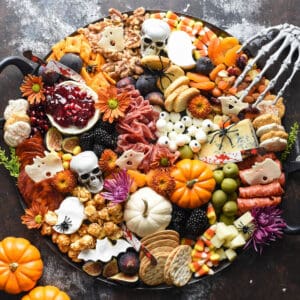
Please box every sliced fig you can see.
[82,261,103,277]
[117,251,140,276]
[62,136,80,153]
[102,258,119,278]
[45,127,63,151]
[109,272,139,284]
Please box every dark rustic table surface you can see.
[0,1,300,299]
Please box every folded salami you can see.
[239,181,284,198]
[237,196,282,214]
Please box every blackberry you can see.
[184,207,209,240]
[94,128,117,149]
[93,143,105,157]
[79,132,94,151]
[168,205,191,237]
[194,57,214,75]
[95,120,117,135]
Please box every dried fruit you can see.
[102,258,119,278]
[62,136,80,153]
[82,261,103,277]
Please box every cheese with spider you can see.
[198,119,258,160]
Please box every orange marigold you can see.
[20,74,45,104]
[95,86,131,123]
[21,201,48,229]
[187,95,212,119]
[99,149,118,175]
[52,170,77,193]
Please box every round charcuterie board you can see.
[1,7,299,289]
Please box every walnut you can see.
[44,211,58,226]
[72,186,92,202]
[40,223,53,236]
[68,249,82,263]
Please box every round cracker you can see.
[164,246,181,285]
[157,64,185,92]
[260,137,287,152]
[260,130,288,142]
[142,234,180,247]
[139,252,169,286]
[140,245,175,260]
[252,113,281,129]
[145,239,179,252]
[141,55,170,70]
[141,230,180,244]
[164,76,190,98]
[256,123,285,137]
[173,87,200,113]
[168,245,192,287]
[164,85,189,112]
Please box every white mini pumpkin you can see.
[124,187,172,237]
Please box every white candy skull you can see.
[141,19,171,57]
[70,151,103,193]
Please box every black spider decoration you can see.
[235,220,255,236]
[54,216,72,233]
[208,120,239,150]
[145,55,174,90]
[86,64,98,74]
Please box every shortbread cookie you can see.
[256,123,285,137]
[260,130,288,142]
[164,76,190,98]
[164,85,189,112]
[260,137,287,152]
[252,113,281,129]
[157,64,185,92]
[141,55,170,70]
[173,87,200,113]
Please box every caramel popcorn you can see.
[56,234,71,253]
[40,223,53,236]
[98,207,110,221]
[44,211,58,226]
[68,249,82,263]
[87,223,102,237]
[70,234,95,251]
[72,186,92,202]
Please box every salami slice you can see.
[238,181,284,198]
[238,196,282,214]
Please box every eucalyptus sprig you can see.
[0,146,20,178]
[280,122,299,162]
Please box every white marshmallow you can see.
[195,129,207,144]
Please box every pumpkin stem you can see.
[142,199,148,217]
[186,179,198,188]
[9,262,19,272]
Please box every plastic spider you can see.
[208,121,239,150]
[145,55,174,90]
[86,64,98,74]
[54,216,72,233]
[235,220,255,236]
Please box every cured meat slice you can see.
[237,153,276,170]
[238,181,284,198]
[238,196,282,214]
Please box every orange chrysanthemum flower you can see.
[52,169,77,193]
[95,86,131,123]
[99,149,118,175]
[21,201,48,229]
[187,95,212,119]
[147,168,176,197]
[20,74,45,104]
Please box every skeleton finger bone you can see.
[234,24,300,106]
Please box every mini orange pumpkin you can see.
[22,285,70,300]
[0,237,43,294]
[170,159,216,209]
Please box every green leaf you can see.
[0,146,20,178]
[280,122,299,162]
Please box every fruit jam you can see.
[45,84,95,128]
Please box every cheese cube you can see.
[226,225,239,241]
[215,248,227,261]
[229,233,246,249]
[225,248,237,262]
[210,234,224,248]
[216,222,232,241]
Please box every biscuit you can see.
[167,245,192,287]
[173,87,200,113]
[141,55,170,70]
[142,234,180,247]
[157,64,185,92]
[140,245,175,260]
[252,113,281,129]
[260,137,287,152]
[256,123,285,137]
[164,85,189,112]
[164,76,190,98]
[141,230,180,244]
[164,247,180,285]
[260,130,288,142]
[139,252,169,286]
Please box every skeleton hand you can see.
[234,24,300,106]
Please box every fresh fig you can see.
[109,272,139,284]
[145,92,164,107]
[102,258,119,278]
[82,261,103,277]
[117,251,140,276]
[45,127,63,151]
[59,53,83,73]
[38,65,60,85]
[62,136,80,153]
[136,74,157,96]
